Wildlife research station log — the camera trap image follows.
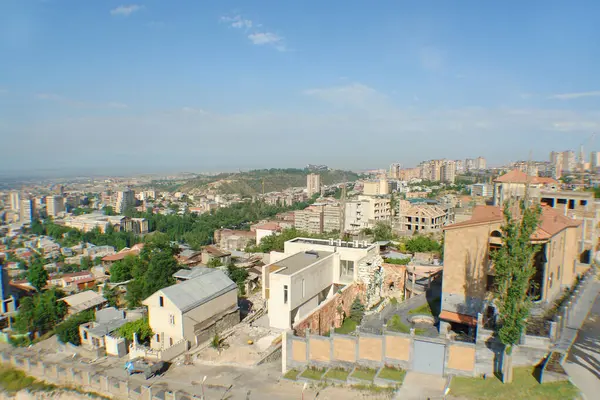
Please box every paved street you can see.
[564,283,600,400]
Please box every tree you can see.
[491,201,541,383]
[55,310,95,345]
[110,255,140,282]
[103,206,115,216]
[27,260,49,292]
[80,256,92,270]
[227,263,249,295]
[116,318,153,345]
[13,289,68,336]
[125,279,144,308]
[405,235,441,253]
[349,296,365,323]
[207,257,223,268]
[372,222,394,241]
[103,284,118,308]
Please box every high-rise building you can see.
[389,163,402,179]
[563,150,576,173]
[46,195,65,217]
[550,151,564,178]
[475,156,487,170]
[113,189,135,214]
[306,174,321,197]
[20,199,34,223]
[465,158,475,172]
[454,160,465,174]
[591,151,600,170]
[10,192,20,211]
[441,160,456,183]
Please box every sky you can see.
[1,0,600,174]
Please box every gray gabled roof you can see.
[159,269,237,314]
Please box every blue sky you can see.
[1,0,599,174]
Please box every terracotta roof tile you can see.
[494,169,558,184]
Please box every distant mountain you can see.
[181,168,361,196]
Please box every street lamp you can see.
[201,375,207,400]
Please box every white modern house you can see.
[262,238,382,330]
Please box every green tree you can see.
[80,256,92,270]
[349,296,365,323]
[491,201,542,383]
[27,260,49,292]
[103,206,115,216]
[13,289,67,336]
[125,279,144,308]
[207,257,223,268]
[55,310,95,345]
[103,285,119,308]
[227,263,249,295]
[372,222,394,241]
[116,318,153,345]
[110,255,140,283]
[29,219,45,236]
[405,235,441,253]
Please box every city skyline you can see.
[1,0,600,172]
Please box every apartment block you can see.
[345,195,391,232]
[475,157,487,170]
[470,183,493,198]
[396,200,454,233]
[113,189,135,214]
[294,206,324,234]
[398,168,421,181]
[591,151,600,170]
[465,159,475,172]
[10,192,20,212]
[20,199,34,223]
[306,174,321,197]
[441,160,456,183]
[46,195,65,217]
[363,177,389,195]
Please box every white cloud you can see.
[110,5,143,17]
[220,14,286,51]
[548,91,600,100]
[220,15,252,29]
[304,83,388,110]
[248,32,281,45]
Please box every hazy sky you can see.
[1,0,599,173]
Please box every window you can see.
[340,260,355,277]
[557,265,561,280]
[169,314,175,325]
[283,285,288,304]
[580,200,588,206]
[169,338,173,346]
[301,279,305,298]
[156,334,160,343]
[568,199,575,210]
[83,331,88,340]
[486,275,496,291]
[549,273,554,288]
[159,296,164,307]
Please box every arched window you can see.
[490,230,503,238]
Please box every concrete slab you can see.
[394,371,446,399]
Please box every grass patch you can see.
[335,318,357,334]
[351,367,377,382]
[378,366,406,383]
[450,367,579,400]
[408,297,440,316]
[387,315,411,333]
[283,369,300,380]
[351,383,396,394]
[300,367,326,380]
[324,368,349,381]
[0,365,109,399]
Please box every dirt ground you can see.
[193,324,281,366]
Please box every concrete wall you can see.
[0,351,204,400]
[284,329,477,377]
[182,288,238,343]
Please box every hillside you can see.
[181,168,360,196]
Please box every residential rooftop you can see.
[273,250,333,276]
[288,237,375,250]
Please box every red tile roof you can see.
[439,310,477,326]
[444,204,581,240]
[494,169,558,185]
[101,244,144,262]
[254,222,282,231]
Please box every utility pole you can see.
[339,179,347,241]
[262,179,265,196]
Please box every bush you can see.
[55,310,95,345]
[350,296,365,323]
[384,257,410,265]
[116,318,153,345]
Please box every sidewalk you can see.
[393,371,447,400]
[553,270,600,354]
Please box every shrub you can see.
[55,310,95,345]
[350,296,365,323]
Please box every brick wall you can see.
[381,263,406,298]
[293,283,365,337]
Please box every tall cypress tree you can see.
[491,200,541,383]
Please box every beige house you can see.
[492,169,558,206]
[142,269,239,356]
[345,196,391,232]
[440,204,582,329]
[79,307,141,357]
[200,246,231,265]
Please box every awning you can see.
[439,310,477,326]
